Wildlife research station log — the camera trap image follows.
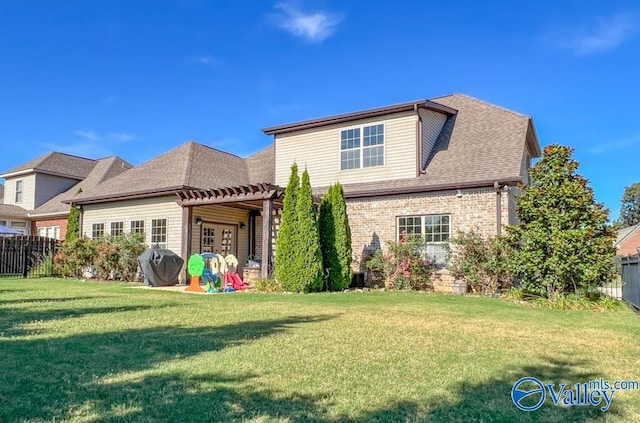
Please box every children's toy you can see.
[223,254,249,290]
[186,254,206,292]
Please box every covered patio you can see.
[176,183,284,278]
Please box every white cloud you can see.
[194,56,218,67]
[109,133,136,142]
[75,130,102,141]
[40,141,114,158]
[588,134,640,154]
[272,1,343,43]
[559,12,637,55]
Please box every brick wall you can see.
[346,187,512,291]
[33,217,68,240]
[618,228,640,256]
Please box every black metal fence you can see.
[0,236,59,278]
[621,255,640,311]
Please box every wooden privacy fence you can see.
[0,236,59,278]
[621,255,640,311]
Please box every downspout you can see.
[494,182,501,236]
[415,104,422,177]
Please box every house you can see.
[2,93,541,290]
[0,152,130,239]
[616,224,640,256]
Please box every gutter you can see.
[415,104,422,177]
[495,182,502,236]
[343,178,522,199]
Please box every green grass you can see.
[1,279,639,422]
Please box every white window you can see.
[0,220,6,226]
[15,180,23,203]
[130,220,145,234]
[92,223,105,240]
[398,215,450,265]
[340,124,384,170]
[38,226,61,240]
[10,221,27,228]
[151,219,167,248]
[111,221,124,236]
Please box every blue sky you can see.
[0,1,638,220]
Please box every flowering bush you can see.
[366,234,434,290]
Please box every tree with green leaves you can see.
[618,182,640,227]
[275,163,300,289]
[65,206,80,242]
[506,144,615,297]
[290,168,323,292]
[319,183,352,291]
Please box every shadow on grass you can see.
[0,295,110,306]
[0,304,164,336]
[0,315,337,422]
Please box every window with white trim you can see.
[92,223,105,240]
[151,219,167,248]
[15,180,23,203]
[111,221,124,237]
[340,124,384,170]
[130,220,145,234]
[0,220,6,226]
[38,226,61,240]
[398,214,450,265]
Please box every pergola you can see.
[176,183,285,278]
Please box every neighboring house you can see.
[0,152,130,239]
[616,224,640,256]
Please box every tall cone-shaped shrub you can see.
[319,183,352,291]
[275,163,300,289]
[292,168,324,292]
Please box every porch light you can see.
[456,190,463,199]
[195,217,203,226]
[239,222,246,230]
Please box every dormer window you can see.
[340,124,385,170]
[15,180,23,203]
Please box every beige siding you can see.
[275,111,418,188]
[4,174,36,210]
[82,196,183,255]
[190,205,250,272]
[34,174,78,208]
[419,109,447,168]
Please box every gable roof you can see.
[30,156,132,217]
[69,142,275,205]
[0,152,97,180]
[616,224,640,247]
[0,204,29,218]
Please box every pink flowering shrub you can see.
[366,234,434,290]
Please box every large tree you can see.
[507,144,615,297]
[618,182,640,227]
[319,183,352,291]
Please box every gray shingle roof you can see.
[0,204,29,218]
[71,142,275,204]
[30,156,132,216]
[0,152,97,179]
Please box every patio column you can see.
[261,198,273,278]
[181,205,193,259]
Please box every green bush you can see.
[448,230,513,295]
[28,254,58,278]
[65,206,80,242]
[319,183,353,291]
[112,233,146,281]
[275,163,300,289]
[366,236,434,290]
[94,242,120,280]
[252,278,283,293]
[54,237,97,278]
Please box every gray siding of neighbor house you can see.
[34,173,79,209]
[419,108,448,168]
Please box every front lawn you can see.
[1,279,639,422]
